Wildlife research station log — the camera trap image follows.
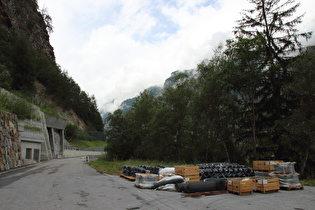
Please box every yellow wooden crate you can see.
[253,177,279,193]
[175,165,199,175]
[253,161,284,172]
[175,165,200,183]
[183,175,200,183]
[227,178,253,195]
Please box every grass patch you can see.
[38,105,60,118]
[300,179,315,186]
[69,139,107,148]
[89,156,184,175]
[24,125,41,131]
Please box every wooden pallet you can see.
[280,185,304,191]
[228,190,253,196]
[120,173,136,181]
[181,190,227,198]
[256,189,279,194]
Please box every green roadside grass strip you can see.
[89,158,185,175]
[69,140,107,148]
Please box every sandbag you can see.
[159,167,175,176]
[152,175,184,189]
[135,173,158,189]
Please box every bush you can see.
[0,93,34,119]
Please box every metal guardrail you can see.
[64,146,104,152]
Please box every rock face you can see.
[0,0,55,62]
[0,110,22,171]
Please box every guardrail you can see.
[64,146,104,152]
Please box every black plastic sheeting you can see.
[176,178,227,193]
[122,165,166,177]
[198,163,255,179]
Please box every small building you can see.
[18,119,44,165]
[18,115,68,164]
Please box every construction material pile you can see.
[121,163,255,180]
[198,163,255,179]
[120,160,304,196]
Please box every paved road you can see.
[0,158,314,210]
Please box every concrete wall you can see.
[18,119,45,164]
[0,111,22,171]
[20,141,41,165]
[63,149,104,158]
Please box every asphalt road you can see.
[0,157,314,210]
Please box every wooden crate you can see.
[227,178,253,195]
[253,177,279,193]
[183,175,200,183]
[253,160,284,172]
[175,165,199,175]
[175,165,200,183]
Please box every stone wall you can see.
[0,110,22,171]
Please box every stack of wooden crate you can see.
[227,177,254,195]
[175,165,200,183]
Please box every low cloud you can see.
[38,0,315,113]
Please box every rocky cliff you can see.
[0,0,55,62]
[0,0,89,130]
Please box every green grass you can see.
[24,125,41,131]
[89,157,184,175]
[69,139,107,148]
[300,179,315,186]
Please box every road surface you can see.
[0,157,314,210]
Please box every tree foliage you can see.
[104,0,314,177]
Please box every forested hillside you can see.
[0,0,104,131]
[105,0,314,178]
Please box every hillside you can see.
[0,0,103,131]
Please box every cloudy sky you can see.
[37,0,315,113]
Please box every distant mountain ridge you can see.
[102,69,197,120]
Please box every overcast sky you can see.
[37,0,315,113]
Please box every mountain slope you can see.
[0,0,103,131]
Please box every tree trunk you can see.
[300,147,309,178]
[221,139,230,163]
[251,92,258,160]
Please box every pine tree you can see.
[233,0,312,159]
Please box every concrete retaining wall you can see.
[62,149,104,158]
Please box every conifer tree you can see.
[233,0,312,158]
